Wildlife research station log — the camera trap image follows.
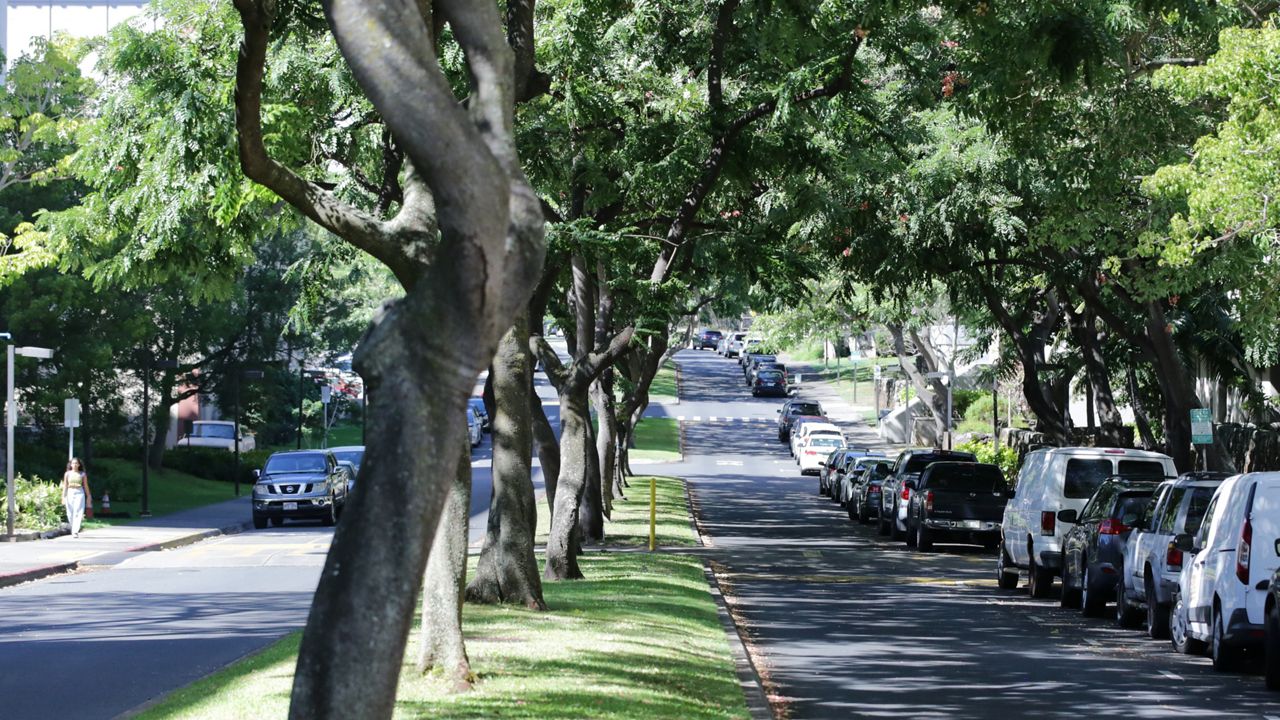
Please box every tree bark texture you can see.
[530,381,559,512]
[417,435,474,689]
[1067,306,1125,445]
[546,388,590,580]
[593,371,619,514]
[466,316,547,609]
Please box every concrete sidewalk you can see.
[0,496,253,589]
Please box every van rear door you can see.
[1246,477,1280,624]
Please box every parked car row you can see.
[811,440,1280,690]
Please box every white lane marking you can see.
[677,416,686,421]
[1159,671,1183,681]
[716,460,743,466]
[693,416,702,421]
[709,416,718,422]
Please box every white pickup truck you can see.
[177,420,255,452]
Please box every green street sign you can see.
[1190,408,1213,445]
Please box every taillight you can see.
[869,483,880,492]
[1237,518,1252,584]
[1099,519,1130,536]
[804,449,818,455]
[901,486,911,501]
[925,491,934,513]
[1040,511,1056,536]
[1165,543,1183,570]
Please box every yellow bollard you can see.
[649,476,657,551]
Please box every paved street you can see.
[670,349,1276,719]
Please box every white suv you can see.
[997,447,1175,598]
[791,422,843,458]
[1171,472,1280,669]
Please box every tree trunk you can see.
[1127,365,1159,451]
[417,433,473,690]
[530,382,559,513]
[466,317,547,610]
[1068,307,1125,445]
[1143,301,1203,472]
[574,384,605,544]
[148,369,176,470]
[545,387,590,580]
[592,371,618,519]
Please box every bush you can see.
[94,440,142,462]
[164,447,273,485]
[90,463,140,502]
[12,474,65,531]
[951,389,985,419]
[955,439,1020,482]
[963,394,994,424]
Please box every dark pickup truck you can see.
[905,461,1010,551]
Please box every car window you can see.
[1157,488,1185,533]
[809,437,845,448]
[1064,458,1112,499]
[757,370,783,380]
[1117,460,1166,479]
[1182,486,1217,535]
[1140,486,1167,531]
[332,451,364,473]
[903,452,976,474]
[193,424,235,439]
[1080,484,1115,521]
[1196,495,1220,546]
[1114,492,1154,524]
[791,403,822,416]
[926,467,1005,493]
[265,453,328,474]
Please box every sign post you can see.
[1190,408,1213,471]
[320,384,332,449]
[64,398,80,461]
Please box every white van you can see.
[1172,472,1280,670]
[996,447,1175,598]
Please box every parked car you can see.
[777,401,825,441]
[904,462,1009,551]
[739,338,763,364]
[851,459,895,524]
[251,450,349,528]
[467,407,483,448]
[791,421,843,459]
[879,448,978,540]
[329,445,365,494]
[694,329,723,350]
[798,435,846,475]
[1170,471,1280,669]
[835,453,889,509]
[1058,477,1159,620]
[1120,472,1227,639]
[468,398,491,433]
[178,420,255,452]
[724,332,748,358]
[818,449,850,497]
[745,356,780,385]
[752,369,788,397]
[996,447,1175,597]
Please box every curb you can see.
[0,520,252,589]
[681,478,772,720]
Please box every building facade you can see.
[3,0,148,64]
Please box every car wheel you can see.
[252,513,268,530]
[1028,551,1054,600]
[996,542,1019,590]
[1059,559,1080,608]
[1266,601,1280,690]
[270,516,284,527]
[1170,591,1205,655]
[1146,576,1170,640]
[1211,603,1243,672]
[877,510,890,536]
[818,478,827,497]
[1115,574,1142,629]
[857,501,871,525]
[904,517,918,547]
[322,497,337,527]
[889,513,903,541]
[1081,565,1105,617]
[846,501,859,523]
[916,521,933,552]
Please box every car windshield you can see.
[757,370,783,381]
[928,466,1005,492]
[191,423,234,439]
[469,399,485,412]
[1182,486,1217,534]
[809,437,845,448]
[264,453,328,474]
[1113,491,1155,522]
[332,451,364,472]
[904,452,976,474]
[791,403,822,415]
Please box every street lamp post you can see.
[140,353,178,519]
[233,368,264,497]
[4,337,53,538]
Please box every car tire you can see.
[1081,565,1105,617]
[322,497,337,527]
[270,516,284,527]
[1266,601,1280,690]
[1170,591,1205,655]
[857,501,871,525]
[847,501,859,522]
[252,513,268,530]
[916,521,933,552]
[1211,604,1243,672]
[1146,576,1170,640]
[996,542,1019,590]
[904,518,918,547]
[1059,560,1081,608]
[1115,576,1142,629]
[889,513,903,541]
[819,479,827,497]
[1028,552,1054,600]
[877,511,891,536]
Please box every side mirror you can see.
[1056,508,1079,524]
[776,408,782,414]
[252,469,260,479]
[1172,533,1195,553]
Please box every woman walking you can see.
[61,458,92,538]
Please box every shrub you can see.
[94,440,143,462]
[955,439,1020,482]
[963,394,994,423]
[12,474,65,531]
[91,464,141,502]
[951,389,985,419]
[164,447,272,485]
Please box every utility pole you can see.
[5,338,53,537]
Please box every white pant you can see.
[64,490,85,535]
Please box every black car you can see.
[904,462,1009,551]
[1059,477,1159,620]
[879,448,978,539]
[851,459,894,524]
[743,354,777,383]
[251,450,350,528]
[694,329,723,350]
[752,369,788,397]
[776,400,824,442]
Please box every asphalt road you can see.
[670,348,1277,719]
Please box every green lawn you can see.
[649,363,678,400]
[264,423,364,453]
[82,458,238,529]
[630,417,681,463]
[137,477,742,720]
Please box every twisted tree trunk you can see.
[531,382,559,513]
[466,315,547,609]
[593,371,619,519]
[546,388,590,579]
[417,434,473,689]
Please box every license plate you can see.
[962,520,981,529]
[283,502,298,511]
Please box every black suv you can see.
[694,329,723,350]
[905,462,1009,551]
[776,399,824,442]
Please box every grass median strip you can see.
[631,417,681,463]
[137,477,744,720]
